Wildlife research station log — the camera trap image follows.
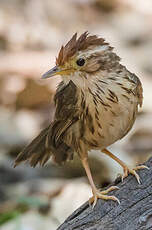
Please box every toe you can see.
[131,165,149,184]
[133,171,141,184]
[89,195,97,208]
[89,189,120,208]
[130,169,141,184]
[98,193,120,204]
[101,186,119,194]
[110,195,120,205]
[121,165,148,184]
[92,197,97,208]
[135,165,149,170]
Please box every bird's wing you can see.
[14,80,80,167]
[129,73,143,107]
[136,78,143,107]
[48,80,80,164]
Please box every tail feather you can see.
[14,125,52,167]
[14,123,74,167]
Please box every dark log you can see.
[57,157,152,230]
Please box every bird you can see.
[14,32,148,207]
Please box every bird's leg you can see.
[102,148,149,184]
[81,157,119,208]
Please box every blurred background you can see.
[0,0,152,229]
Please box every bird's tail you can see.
[14,125,52,168]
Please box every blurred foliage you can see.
[0,211,20,226]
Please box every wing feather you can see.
[14,80,80,166]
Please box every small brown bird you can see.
[15,32,148,207]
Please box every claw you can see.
[89,186,120,208]
[121,164,148,184]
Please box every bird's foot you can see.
[89,186,120,208]
[121,165,149,184]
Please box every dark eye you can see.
[76,58,85,66]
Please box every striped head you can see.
[42,32,121,87]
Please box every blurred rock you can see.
[0,51,56,81]
[1,210,58,230]
[51,179,91,224]
[63,154,111,187]
[94,0,120,12]
[125,113,152,164]
[0,34,8,51]
[126,0,152,15]
[0,107,41,151]
[0,74,26,106]
[16,79,53,109]
[0,0,88,51]
[1,178,91,229]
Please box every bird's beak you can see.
[41,66,61,79]
[41,65,73,79]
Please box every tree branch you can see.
[57,157,152,230]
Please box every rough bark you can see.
[58,157,152,230]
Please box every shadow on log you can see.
[58,157,152,230]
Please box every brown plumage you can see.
[56,31,108,65]
[14,32,147,207]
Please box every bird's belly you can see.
[84,100,137,150]
[100,111,135,148]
